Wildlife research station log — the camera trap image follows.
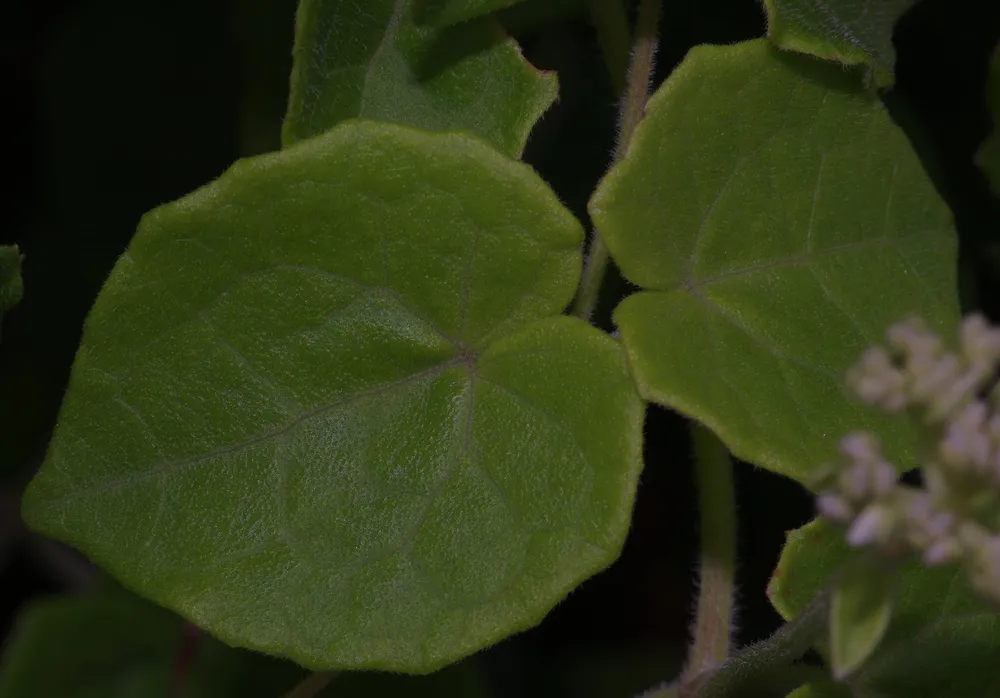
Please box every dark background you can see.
[1,0,998,695]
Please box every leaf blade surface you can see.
[590,40,958,484]
[23,121,644,672]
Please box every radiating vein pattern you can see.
[24,122,643,672]
[590,40,958,484]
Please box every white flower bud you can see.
[840,462,871,502]
[872,461,898,496]
[960,313,1000,369]
[840,432,880,463]
[924,537,962,566]
[847,504,894,547]
[817,493,853,523]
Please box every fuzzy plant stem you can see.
[680,425,738,693]
[646,588,831,698]
[572,0,661,321]
[281,671,337,698]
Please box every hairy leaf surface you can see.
[590,40,958,484]
[762,0,916,86]
[283,0,556,156]
[23,121,643,672]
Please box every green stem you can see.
[682,588,830,698]
[282,671,337,698]
[680,425,737,691]
[572,0,662,321]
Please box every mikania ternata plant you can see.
[812,314,1000,678]
[3,0,999,697]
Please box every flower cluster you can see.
[816,314,1000,603]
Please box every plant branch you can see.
[282,671,337,698]
[680,425,737,691]
[572,0,662,321]
[676,588,831,698]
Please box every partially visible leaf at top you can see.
[0,246,22,317]
[282,0,557,156]
[415,0,529,26]
[762,0,917,87]
[23,121,644,673]
[976,44,1000,195]
[590,40,958,485]
[770,519,1000,695]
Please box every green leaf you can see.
[590,40,958,485]
[761,0,917,87]
[773,523,1000,696]
[769,519,988,644]
[282,0,557,156]
[0,592,299,698]
[0,589,491,698]
[416,0,530,26]
[23,121,644,673]
[0,245,22,317]
[976,44,1000,195]
[829,558,895,679]
[860,615,1000,698]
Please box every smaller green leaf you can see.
[860,615,1000,698]
[976,44,1000,195]
[761,0,916,87]
[770,519,988,645]
[591,39,958,486]
[0,591,299,698]
[0,245,22,315]
[0,588,491,698]
[283,0,556,157]
[416,0,529,26]
[829,557,896,679]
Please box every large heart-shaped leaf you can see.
[770,519,1000,696]
[0,246,22,318]
[590,40,958,484]
[977,44,1000,195]
[282,0,556,157]
[23,121,643,672]
[762,0,917,87]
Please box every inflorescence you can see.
[815,314,1000,603]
